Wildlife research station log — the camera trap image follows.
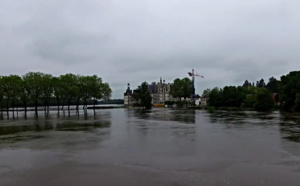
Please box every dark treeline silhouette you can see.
[98,99,124,105]
[0,72,112,119]
[205,71,300,112]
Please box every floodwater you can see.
[0,108,299,186]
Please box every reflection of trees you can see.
[131,108,195,124]
[133,109,151,119]
[207,111,280,129]
[280,113,300,142]
[169,110,195,124]
[208,111,248,125]
[56,121,110,132]
[0,110,111,142]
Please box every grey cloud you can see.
[1,0,300,98]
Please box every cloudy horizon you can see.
[1,0,299,98]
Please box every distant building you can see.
[124,83,134,106]
[148,78,172,104]
[123,78,173,106]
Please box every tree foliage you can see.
[254,88,274,111]
[0,72,111,118]
[132,82,152,109]
[266,77,279,93]
[171,78,192,99]
[206,85,274,111]
[280,71,300,111]
[256,79,266,88]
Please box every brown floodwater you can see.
[0,108,299,186]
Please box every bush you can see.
[207,106,215,113]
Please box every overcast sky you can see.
[1,0,299,98]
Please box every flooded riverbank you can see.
[0,109,299,186]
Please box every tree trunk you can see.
[68,102,70,116]
[83,99,87,116]
[93,99,96,116]
[56,97,60,118]
[0,101,3,120]
[6,99,9,119]
[44,98,47,116]
[76,97,80,115]
[35,100,38,118]
[12,99,15,119]
[16,102,19,119]
[24,102,27,119]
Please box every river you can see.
[0,108,299,186]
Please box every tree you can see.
[280,71,300,111]
[60,73,78,114]
[295,94,300,112]
[19,77,31,119]
[132,82,152,109]
[171,78,192,99]
[221,86,246,107]
[207,87,221,107]
[79,75,112,113]
[52,76,63,115]
[243,80,251,87]
[0,76,4,119]
[202,89,211,97]
[23,72,44,118]
[254,88,274,111]
[40,73,53,116]
[242,86,259,108]
[256,79,266,88]
[1,75,22,119]
[266,76,279,93]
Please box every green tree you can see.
[52,76,63,115]
[221,86,246,107]
[207,87,221,107]
[266,77,279,93]
[1,75,22,119]
[0,76,4,118]
[295,94,300,112]
[244,94,256,108]
[23,72,44,118]
[254,88,274,111]
[19,77,31,118]
[171,78,192,99]
[78,75,111,113]
[60,73,78,114]
[202,89,211,97]
[132,82,152,109]
[280,71,300,111]
[40,73,53,115]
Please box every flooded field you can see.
[0,108,299,186]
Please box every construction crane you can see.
[188,69,204,101]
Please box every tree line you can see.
[205,71,300,112]
[0,72,111,119]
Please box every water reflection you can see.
[56,121,110,132]
[208,111,248,125]
[280,113,300,142]
[1,109,300,186]
[0,110,111,143]
[207,110,300,143]
[130,108,195,124]
[208,111,280,126]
